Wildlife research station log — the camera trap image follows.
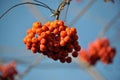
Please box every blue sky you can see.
[0,0,120,80]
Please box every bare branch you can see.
[104,0,115,3]
[75,58,105,80]
[63,4,69,22]
[98,12,120,38]
[23,0,47,23]
[68,0,96,27]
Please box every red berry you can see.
[66,57,72,63]
[72,51,78,57]
[60,58,66,63]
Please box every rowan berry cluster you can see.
[79,38,116,65]
[23,20,81,63]
[0,61,17,80]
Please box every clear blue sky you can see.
[0,0,120,80]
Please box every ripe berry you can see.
[66,57,72,63]
[23,20,81,63]
[72,51,78,57]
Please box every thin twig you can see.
[51,0,71,20]
[104,0,115,3]
[63,4,70,22]
[97,12,120,38]
[68,0,96,27]
[0,1,54,20]
[16,54,44,79]
[33,0,54,13]
[23,0,48,23]
[0,2,43,19]
[75,58,105,80]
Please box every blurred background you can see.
[0,0,120,80]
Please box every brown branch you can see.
[98,12,120,38]
[75,58,105,80]
[51,0,71,20]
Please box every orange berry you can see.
[79,49,89,63]
[28,32,35,38]
[27,37,32,43]
[32,37,38,43]
[88,43,95,50]
[31,47,37,53]
[64,36,70,42]
[32,22,41,28]
[52,22,57,28]
[65,27,70,32]
[46,31,51,35]
[60,40,66,46]
[32,27,37,33]
[27,28,32,34]
[53,28,59,34]
[23,37,27,44]
[36,28,42,35]
[32,43,37,47]
[38,36,42,40]
[71,27,76,33]
[42,25,48,31]
[59,26,64,32]
[60,37,64,41]
[94,38,102,50]
[26,43,31,49]
[40,44,46,51]
[67,30,72,36]
[103,38,109,47]
[50,22,54,26]
[57,20,64,26]
[60,31,67,37]
[40,38,47,44]
[48,25,54,32]
[107,47,112,53]
[40,32,46,38]
[89,48,97,56]
[54,20,59,23]
[45,21,50,26]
